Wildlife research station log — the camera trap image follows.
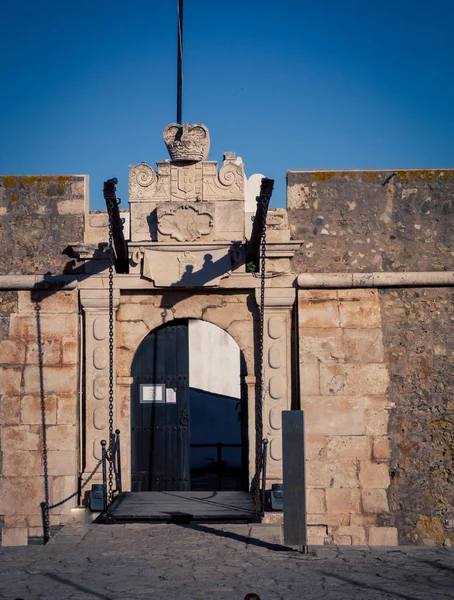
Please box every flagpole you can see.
[177,0,183,124]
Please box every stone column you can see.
[80,289,119,481]
[255,287,295,485]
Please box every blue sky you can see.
[1,0,453,209]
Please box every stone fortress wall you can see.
[0,176,86,545]
[0,143,452,547]
[288,170,453,546]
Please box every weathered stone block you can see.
[339,299,381,329]
[3,516,28,527]
[2,451,42,476]
[320,364,344,395]
[350,513,377,526]
[51,475,77,512]
[333,534,352,545]
[372,436,390,460]
[117,303,153,322]
[2,425,39,451]
[298,300,340,328]
[326,488,361,514]
[368,527,398,546]
[300,362,320,396]
[62,340,78,365]
[299,328,344,363]
[9,314,78,341]
[343,329,384,363]
[26,340,62,365]
[172,295,222,321]
[0,340,26,364]
[362,489,389,513]
[0,395,20,425]
[28,526,44,538]
[57,199,84,215]
[117,347,134,377]
[307,525,328,545]
[23,365,77,394]
[364,396,394,410]
[227,320,254,350]
[333,525,366,545]
[305,434,326,460]
[47,450,77,475]
[214,201,244,240]
[344,364,389,396]
[326,435,371,460]
[57,396,77,424]
[299,290,338,302]
[338,289,378,301]
[306,460,359,488]
[365,409,389,435]
[21,395,57,424]
[0,291,18,314]
[0,477,44,515]
[117,320,149,350]
[302,396,365,436]
[27,513,59,527]
[1,527,28,547]
[0,366,21,394]
[307,514,347,526]
[46,425,76,452]
[120,294,157,305]
[18,290,77,314]
[203,304,251,331]
[359,462,390,489]
[307,489,326,514]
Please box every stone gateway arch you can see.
[0,123,453,546]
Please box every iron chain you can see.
[36,303,51,542]
[253,195,267,516]
[106,197,115,510]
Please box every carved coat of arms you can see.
[157,204,213,242]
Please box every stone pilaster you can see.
[80,289,119,478]
[255,288,295,484]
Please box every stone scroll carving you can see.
[131,247,153,280]
[157,204,214,242]
[164,122,210,162]
[203,162,245,201]
[129,164,157,200]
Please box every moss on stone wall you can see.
[0,175,85,275]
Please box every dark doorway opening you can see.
[130,319,248,493]
[189,389,243,491]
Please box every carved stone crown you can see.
[164,122,210,162]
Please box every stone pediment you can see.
[157,204,213,242]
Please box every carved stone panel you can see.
[202,161,245,202]
[256,288,296,483]
[80,290,119,478]
[157,204,214,242]
[132,244,236,287]
[129,164,157,200]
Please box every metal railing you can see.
[102,429,122,516]
[190,443,241,490]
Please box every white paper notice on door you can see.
[166,387,177,404]
[140,384,165,403]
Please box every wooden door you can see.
[131,321,190,491]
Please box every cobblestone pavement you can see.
[0,523,453,600]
